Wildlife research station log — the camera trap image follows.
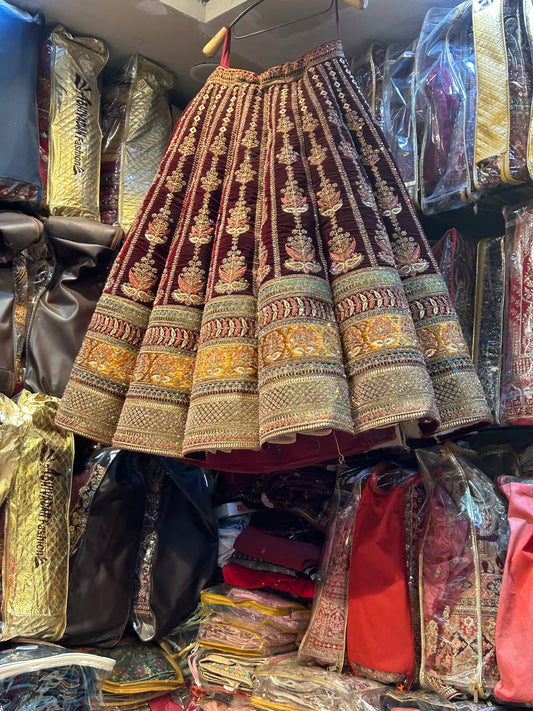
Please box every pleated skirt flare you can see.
[56,42,491,469]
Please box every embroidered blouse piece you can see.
[55,37,490,471]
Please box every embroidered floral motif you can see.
[393,230,429,277]
[177,132,196,156]
[166,168,186,193]
[357,181,376,208]
[302,113,319,133]
[227,203,251,236]
[344,108,364,133]
[215,248,249,294]
[360,142,380,167]
[190,214,215,245]
[144,211,171,245]
[317,180,343,217]
[277,144,299,165]
[374,227,396,265]
[308,144,328,166]
[201,165,222,192]
[328,227,363,275]
[277,115,295,133]
[122,257,158,302]
[259,322,341,367]
[235,160,256,185]
[173,260,206,305]
[281,180,308,214]
[133,351,195,388]
[209,133,227,156]
[195,344,257,380]
[242,127,259,149]
[77,337,137,382]
[377,185,402,217]
[284,228,321,273]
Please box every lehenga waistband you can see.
[207,40,345,88]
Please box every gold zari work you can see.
[2,391,74,641]
[56,42,491,469]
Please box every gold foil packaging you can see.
[2,391,74,641]
[100,55,174,231]
[0,394,29,508]
[38,24,108,220]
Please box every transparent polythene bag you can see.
[350,43,386,124]
[298,467,370,671]
[252,662,385,711]
[472,0,532,192]
[500,200,533,425]
[200,586,310,636]
[0,642,114,710]
[415,443,509,700]
[382,41,419,204]
[472,235,505,423]
[416,2,480,214]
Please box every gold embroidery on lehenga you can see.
[214,97,260,296]
[173,95,236,304]
[121,111,203,303]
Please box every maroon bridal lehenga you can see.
[56,4,490,472]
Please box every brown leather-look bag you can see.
[23,216,122,397]
[0,212,45,396]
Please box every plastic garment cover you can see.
[350,43,386,124]
[493,476,533,705]
[0,213,49,397]
[432,229,477,355]
[0,642,114,711]
[380,688,504,711]
[77,641,184,697]
[472,236,505,423]
[501,201,533,424]
[298,473,364,670]
[0,1,43,212]
[346,464,421,688]
[38,24,108,219]
[251,663,385,711]
[22,216,122,398]
[100,54,174,231]
[62,449,145,647]
[415,444,509,700]
[130,456,218,642]
[188,649,268,697]
[381,42,419,204]
[163,604,203,679]
[416,3,479,214]
[197,587,308,656]
[472,0,533,191]
[2,391,74,642]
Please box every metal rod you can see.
[230,0,335,40]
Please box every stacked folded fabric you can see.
[190,586,310,708]
[251,662,385,711]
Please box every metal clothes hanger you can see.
[203,0,368,58]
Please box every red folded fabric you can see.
[150,695,185,710]
[494,476,533,705]
[222,563,315,599]
[233,526,321,572]
[347,466,417,687]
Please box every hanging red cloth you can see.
[494,476,533,705]
[346,464,418,687]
